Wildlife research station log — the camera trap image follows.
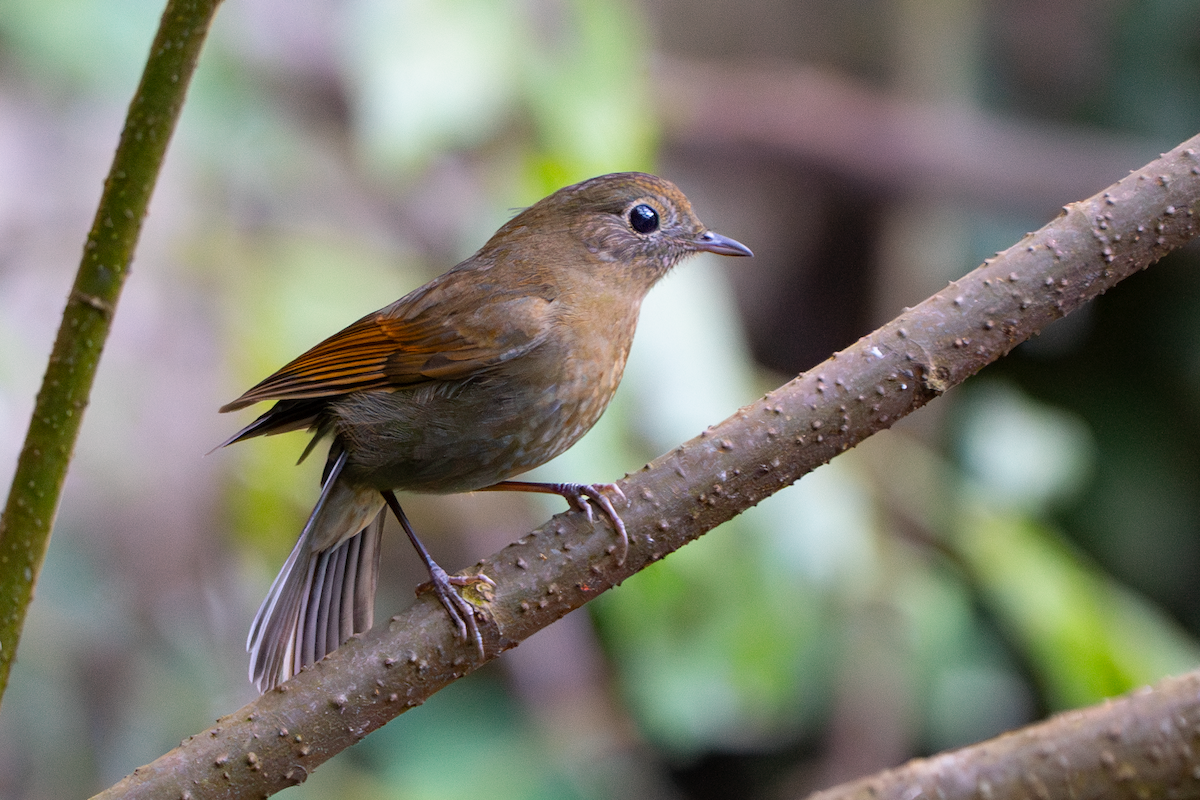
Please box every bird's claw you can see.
[417,567,495,658]
[566,483,629,565]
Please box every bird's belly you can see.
[330,368,616,494]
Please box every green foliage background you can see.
[0,1,1198,798]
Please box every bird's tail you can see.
[248,449,385,692]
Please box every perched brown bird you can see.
[222,172,752,691]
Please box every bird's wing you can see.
[220,277,557,413]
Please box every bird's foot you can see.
[416,567,496,658]
[480,480,631,564]
[383,489,495,658]
[556,482,629,565]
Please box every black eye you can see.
[629,203,659,234]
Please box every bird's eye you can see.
[628,203,660,234]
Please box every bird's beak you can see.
[695,230,753,257]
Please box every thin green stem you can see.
[0,0,223,703]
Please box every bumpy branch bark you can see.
[807,671,1200,800]
[0,0,222,702]
[92,136,1200,798]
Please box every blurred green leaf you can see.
[521,0,656,186]
[344,0,522,173]
[958,510,1200,709]
[339,0,654,184]
[957,381,1096,514]
[594,521,828,755]
[893,557,1035,751]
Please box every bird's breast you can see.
[332,306,639,494]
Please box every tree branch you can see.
[0,0,223,702]
[807,671,1200,800]
[93,136,1200,799]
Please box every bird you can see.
[221,172,753,691]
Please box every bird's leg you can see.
[480,480,629,565]
[381,490,493,657]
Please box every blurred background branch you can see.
[810,669,1200,800]
[657,58,1154,212]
